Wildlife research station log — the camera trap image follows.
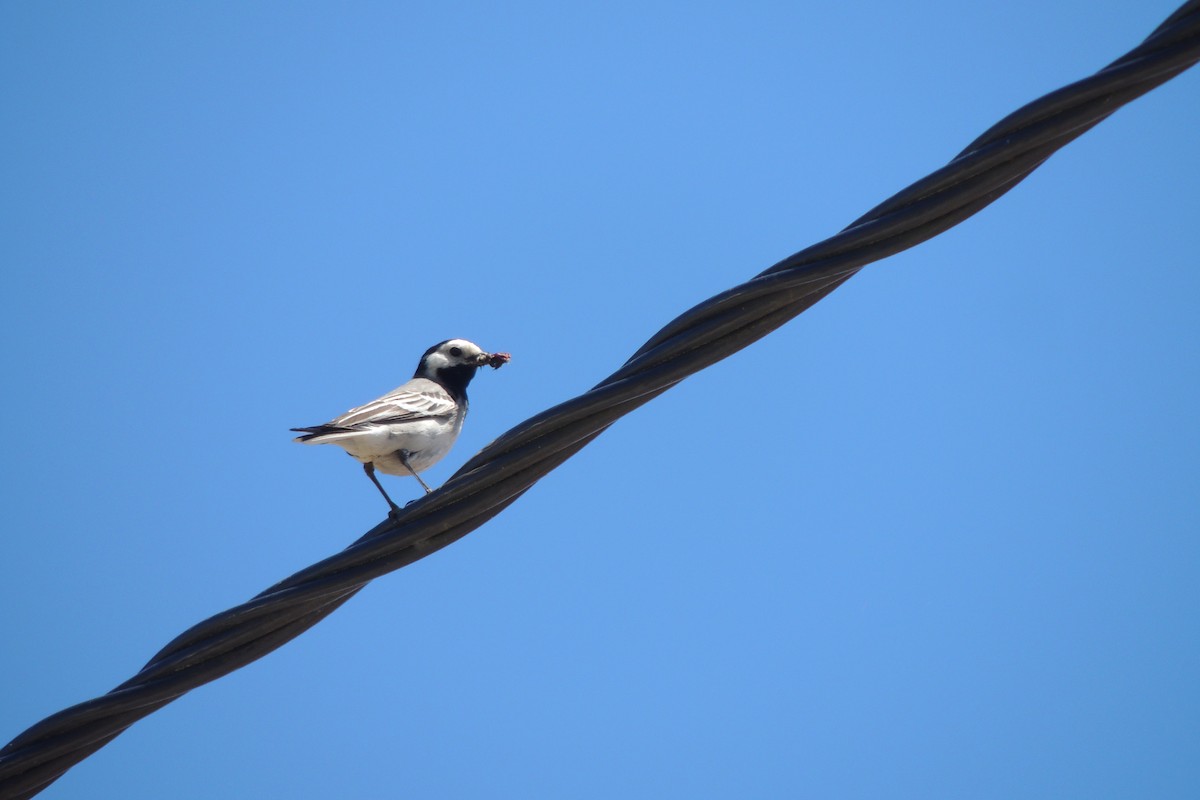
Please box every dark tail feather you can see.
[290,425,348,442]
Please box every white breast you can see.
[365,409,466,476]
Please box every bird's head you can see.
[415,339,510,399]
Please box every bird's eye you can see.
[450,346,463,357]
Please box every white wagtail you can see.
[292,339,510,514]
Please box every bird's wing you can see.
[325,381,456,429]
[291,379,460,442]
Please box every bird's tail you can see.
[290,425,354,444]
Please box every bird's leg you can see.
[362,462,402,515]
[397,451,434,494]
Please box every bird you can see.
[291,338,510,514]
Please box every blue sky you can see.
[2,2,1197,798]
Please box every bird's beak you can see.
[485,351,511,369]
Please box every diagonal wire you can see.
[3,3,1198,798]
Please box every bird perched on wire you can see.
[291,339,511,514]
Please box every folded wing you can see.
[292,382,457,443]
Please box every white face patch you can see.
[443,339,484,359]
